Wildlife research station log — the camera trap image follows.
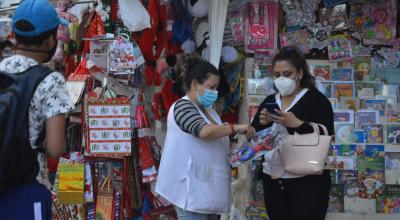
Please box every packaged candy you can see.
[230,124,288,167]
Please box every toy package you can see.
[228,10,245,46]
[362,0,398,45]
[280,0,320,28]
[245,0,278,53]
[328,35,353,62]
[230,124,288,167]
[280,28,311,54]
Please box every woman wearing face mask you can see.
[251,46,334,220]
[156,54,255,220]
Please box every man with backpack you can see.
[0,0,73,218]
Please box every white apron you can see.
[155,97,231,214]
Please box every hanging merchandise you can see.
[361,0,398,45]
[102,0,119,33]
[85,92,132,157]
[96,176,114,219]
[308,24,331,50]
[57,158,85,204]
[171,0,193,44]
[132,0,166,86]
[188,0,208,18]
[228,9,245,46]
[329,4,350,31]
[323,0,348,7]
[118,0,151,32]
[280,28,311,54]
[82,13,106,57]
[109,37,145,73]
[371,48,400,68]
[300,0,320,27]
[280,0,303,28]
[135,91,162,183]
[328,35,353,62]
[245,0,278,54]
[66,74,87,106]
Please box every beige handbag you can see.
[280,123,332,175]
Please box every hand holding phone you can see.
[265,103,280,116]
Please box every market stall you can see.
[0,0,399,219]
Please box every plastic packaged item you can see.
[230,124,288,167]
[245,0,278,53]
[118,0,151,32]
[361,0,397,45]
[280,0,303,27]
[323,0,348,7]
[309,24,331,50]
[328,35,353,62]
[280,28,311,54]
[330,4,350,31]
[228,10,245,46]
[301,0,320,27]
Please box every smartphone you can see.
[265,103,280,116]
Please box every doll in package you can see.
[231,124,288,167]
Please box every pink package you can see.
[245,0,278,54]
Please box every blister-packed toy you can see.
[230,124,288,167]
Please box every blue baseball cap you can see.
[12,0,68,37]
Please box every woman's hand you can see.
[270,110,303,128]
[234,124,256,139]
[259,108,272,125]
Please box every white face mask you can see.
[274,76,297,96]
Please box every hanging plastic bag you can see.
[118,0,151,32]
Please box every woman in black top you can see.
[251,46,334,220]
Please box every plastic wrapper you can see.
[230,124,288,167]
[280,28,311,54]
[329,4,350,31]
[308,24,331,50]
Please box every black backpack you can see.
[0,65,53,192]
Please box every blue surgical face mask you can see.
[196,86,218,107]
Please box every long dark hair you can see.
[272,46,315,88]
[172,54,219,96]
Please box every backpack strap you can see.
[14,65,54,136]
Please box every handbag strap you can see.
[309,123,329,135]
